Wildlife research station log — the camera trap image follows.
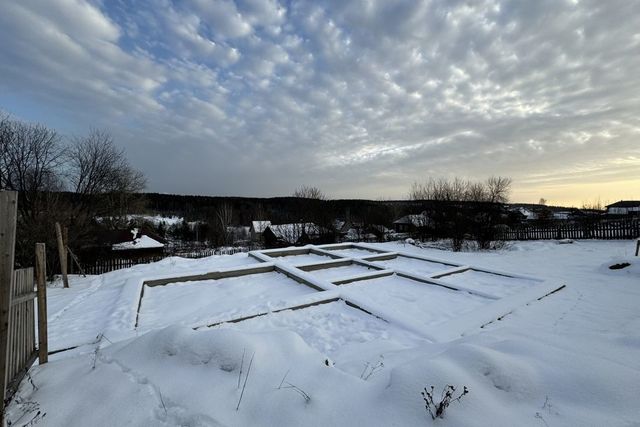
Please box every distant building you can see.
[513,207,538,221]
[250,220,271,242]
[606,201,640,215]
[552,211,572,221]
[263,223,319,248]
[107,227,166,257]
[392,213,429,233]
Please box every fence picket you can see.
[499,219,639,241]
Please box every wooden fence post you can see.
[63,226,72,275]
[0,191,18,425]
[55,222,69,288]
[35,244,47,364]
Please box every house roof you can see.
[606,200,640,208]
[393,214,428,227]
[112,234,164,251]
[266,223,319,243]
[96,227,165,247]
[251,220,271,233]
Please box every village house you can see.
[262,223,319,248]
[392,212,430,233]
[109,227,166,257]
[606,201,640,216]
[250,220,271,242]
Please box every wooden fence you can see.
[80,255,166,275]
[1,191,48,426]
[78,246,250,275]
[170,246,249,259]
[498,219,640,241]
[4,268,37,396]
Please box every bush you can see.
[421,385,469,420]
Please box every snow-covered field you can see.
[7,240,640,426]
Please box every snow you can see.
[138,272,317,330]
[435,269,539,298]
[324,247,381,258]
[341,274,492,328]
[251,220,271,233]
[371,255,458,276]
[129,214,184,226]
[305,264,378,282]
[98,214,185,227]
[215,300,424,360]
[267,252,332,265]
[112,234,164,250]
[8,240,640,426]
[45,253,258,352]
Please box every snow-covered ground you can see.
[138,272,316,331]
[305,263,379,282]
[371,255,457,276]
[7,240,640,426]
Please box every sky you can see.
[1,0,639,206]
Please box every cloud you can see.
[192,0,252,39]
[0,0,639,205]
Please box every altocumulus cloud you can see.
[1,0,639,204]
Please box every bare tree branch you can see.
[292,185,325,200]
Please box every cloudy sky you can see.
[1,0,639,205]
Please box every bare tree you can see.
[408,176,512,251]
[581,198,604,211]
[0,111,10,187]
[215,202,234,246]
[0,117,65,213]
[292,185,325,200]
[538,198,547,205]
[67,129,146,226]
[0,115,147,271]
[466,181,488,202]
[410,178,468,201]
[0,115,67,267]
[68,130,145,195]
[485,176,512,203]
[410,176,511,204]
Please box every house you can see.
[110,228,164,253]
[263,223,319,248]
[392,212,430,233]
[370,224,393,240]
[552,211,572,221]
[250,220,271,242]
[332,219,351,240]
[71,227,166,271]
[606,201,640,216]
[514,207,538,221]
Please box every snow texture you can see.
[138,272,317,330]
[371,255,457,276]
[112,234,165,250]
[268,252,333,265]
[341,274,492,328]
[9,240,640,426]
[436,269,539,298]
[306,264,379,282]
[327,247,382,258]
